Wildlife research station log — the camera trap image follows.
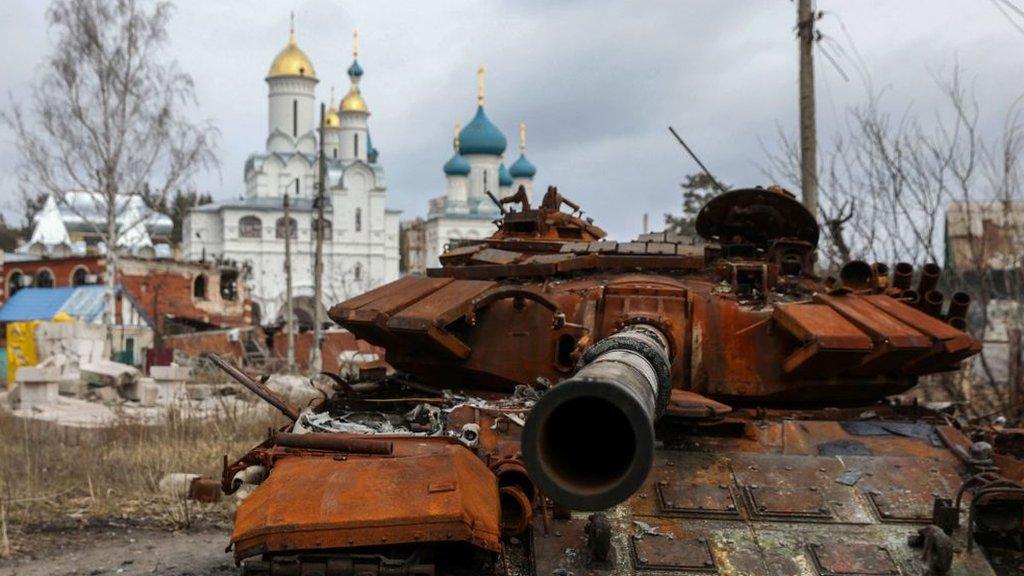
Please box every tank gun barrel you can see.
[522,324,671,511]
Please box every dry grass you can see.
[0,398,285,556]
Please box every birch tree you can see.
[3,0,217,343]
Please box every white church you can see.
[407,67,538,272]
[184,24,400,325]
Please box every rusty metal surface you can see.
[218,188,1024,575]
[231,441,501,560]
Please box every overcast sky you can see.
[2,1,1022,240]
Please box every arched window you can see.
[7,271,25,297]
[35,269,54,288]
[239,215,262,238]
[276,217,298,239]
[355,208,362,232]
[354,134,360,158]
[353,262,362,281]
[71,267,89,286]
[193,274,208,300]
[312,218,332,241]
[292,99,298,137]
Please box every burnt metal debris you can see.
[216,185,1024,575]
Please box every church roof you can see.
[443,153,471,176]
[267,26,317,80]
[499,162,513,186]
[509,153,537,178]
[459,106,507,156]
[192,195,329,213]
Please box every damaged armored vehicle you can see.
[215,185,1024,575]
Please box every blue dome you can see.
[443,153,471,176]
[347,59,364,78]
[458,106,507,156]
[499,163,513,186]
[509,154,536,178]
[367,132,379,163]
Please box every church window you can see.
[239,216,263,238]
[7,270,25,296]
[276,216,298,239]
[354,263,362,281]
[71,267,89,286]
[35,269,54,288]
[292,100,298,137]
[333,148,337,159]
[193,274,208,300]
[355,208,362,232]
[354,134,359,157]
[483,171,488,192]
[313,218,332,240]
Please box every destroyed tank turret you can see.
[217,185,1024,576]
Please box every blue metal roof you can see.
[0,286,119,323]
[458,106,507,156]
[0,287,76,322]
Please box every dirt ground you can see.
[0,523,238,576]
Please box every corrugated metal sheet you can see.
[0,287,77,322]
[0,286,120,324]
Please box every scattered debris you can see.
[632,520,674,540]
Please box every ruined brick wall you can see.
[118,258,252,329]
[163,328,250,361]
[272,329,382,373]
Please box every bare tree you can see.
[3,0,217,346]
[763,65,1024,419]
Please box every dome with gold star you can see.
[267,24,317,80]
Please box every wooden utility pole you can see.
[283,190,295,373]
[797,0,818,219]
[311,103,327,373]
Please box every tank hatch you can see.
[695,186,819,247]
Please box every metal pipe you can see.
[522,324,671,511]
[206,353,300,421]
[923,290,944,318]
[893,262,914,291]
[272,432,394,455]
[918,262,941,296]
[839,260,874,292]
[949,317,968,331]
[948,292,971,321]
[898,289,920,305]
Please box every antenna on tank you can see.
[667,126,727,194]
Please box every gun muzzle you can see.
[947,291,971,321]
[522,325,671,511]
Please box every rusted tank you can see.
[218,185,1024,575]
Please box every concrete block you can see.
[155,379,187,404]
[137,378,159,407]
[58,377,84,397]
[187,384,212,401]
[19,380,59,410]
[15,365,60,383]
[150,364,190,382]
[81,360,139,388]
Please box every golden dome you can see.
[340,85,368,113]
[267,28,317,80]
[325,105,340,128]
